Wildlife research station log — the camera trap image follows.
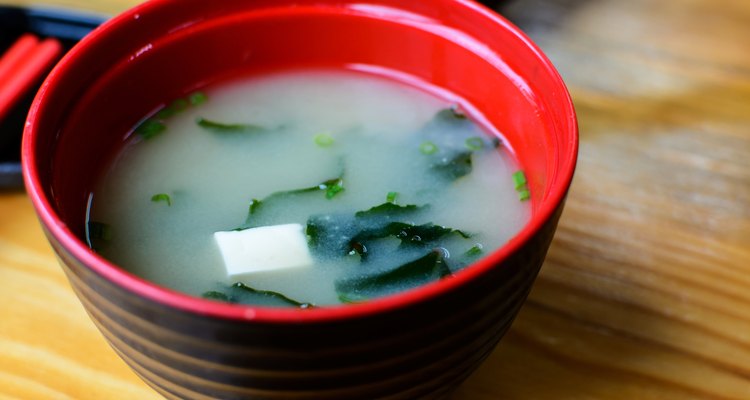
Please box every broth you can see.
[87,69,531,306]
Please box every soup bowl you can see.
[22,0,577,398]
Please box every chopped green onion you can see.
[465,137,485,151]
[314,133,335,147]
[386,191,398,203]
[171,98,189,112]
[518,189,531,201]
[135,119,166,139]
[248,199,262,215]
[151,193,172,206]
[325,182,345,199]
[155,106,178,120]
[465,243,484,257]
[420,141,438,155]
[188,91,208,106]
[512,171,530,201]
[512,170,528,190]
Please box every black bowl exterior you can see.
[42,201,564,400]
[26,1,577,398]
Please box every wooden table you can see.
[2,0,749,398]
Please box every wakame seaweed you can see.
[202,282,313,308]
[430,151,474,181]
[306,202,428,257]
[306,201,470,261]
[348,222,471,256]
[334,249,452,302]
[237,174,345,230]
[418,107,501,182]
[354,202,427,222]
[434,106,468,122]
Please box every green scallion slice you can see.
[151,193,172,206]
[135,119,166,139]
[465,137,485,151]
[314,133,335,147]
[188,91,208,106]
[420,141,438,155]
[512,171,528,190]
[465,243,484,257]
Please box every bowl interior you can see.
[24,0,577,320]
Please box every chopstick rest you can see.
[0,33,62,122]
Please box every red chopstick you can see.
[0,34,39,78]
[0,34,63,122]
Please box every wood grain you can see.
[1,0,749,398]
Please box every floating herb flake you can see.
[386,192,398,203]
[420,141,438,155]
[247,199,262,215]
[325,181,345,199]
[188,91,208,106]
[512,170,531,201]
[314,133,335,147]
[512,171,528,190]
[465,137,485,151]
[135,119,166,140]
[151,193,172,206]
[155,106,177,120]
[465,243,484,257]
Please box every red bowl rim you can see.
[22,0,578,324]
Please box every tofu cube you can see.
[214,224,313,280]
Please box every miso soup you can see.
[87,69,531,306]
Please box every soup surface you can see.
[87,69,531,306]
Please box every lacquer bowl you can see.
[22,0,577,398]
